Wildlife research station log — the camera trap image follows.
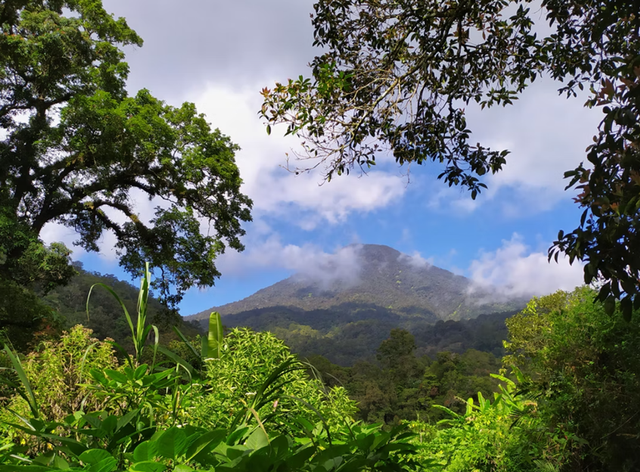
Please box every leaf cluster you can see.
[1,0,252,305]
[261,0,640,307]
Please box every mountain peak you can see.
[187,244,524,322]
[355,243,401,261]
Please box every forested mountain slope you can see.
[185,244,525,365]
[37,263,200,349]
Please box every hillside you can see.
[40,262,201,349]
[189,244,525,322]
[218,304,516,365]
[186,244,526,365]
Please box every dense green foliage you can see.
[503,288,640,470]
[0,0,251,312]
[261,0,640,311]
[189,328,357,434]
[0,326,119,451]
[3,269,640,472]
[0,271,418,471]
[403,287,640,471]
[209,305,513,366]
[3,1,639,469]
[307,330,502,425]
[0,210,77,350]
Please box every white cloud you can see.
[483,81,601,196]
[429,80,602,215]
[468,233,584,297]
[40,222,86,257]
[398,251,433,269]
[104,0,316,102]
[190,84,407,228]
[215,238,363,289]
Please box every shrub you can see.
[0,325,119,449]
[189,328,357,434]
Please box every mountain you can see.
[185,244,527,365]
[189,244,523,321]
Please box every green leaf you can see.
[80,449,113,465]
[604,296,616,316]
[2,345,39,418]
[134,364,149,380]
[432,404,461,419]
[156,345,194,376]
[104,369,128,384]
[174,466,195,472]
[157,427,188,460]
[52,454,70,470]
[129,462,166,472]
[206,312,223,360]
[185,429,226,461]
[116,408,141,432]
[79,449,117,472]
[245,427,269,451]
[133,441,158,462]
[87,283,134,343]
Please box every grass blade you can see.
[2,345,38,419]
[172,326,201,362]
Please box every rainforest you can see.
[2,0,640,470]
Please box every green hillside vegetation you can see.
[37,263,201,351]
[0,262,202,354]
[210,303,514,365]
[3,274,640,471]
[3,0,640,470]
[0,271,420,471]
[305,330,504,425]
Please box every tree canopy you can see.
[260,0,640,315]
[0,0,252,305]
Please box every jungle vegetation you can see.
[2,0,640,470]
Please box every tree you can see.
[260,0,640,313]
[0,208,75,349]
[377,328,417,377]
[504,288,640,470]
[0,0,252,305]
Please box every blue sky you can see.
[41,0,597,316]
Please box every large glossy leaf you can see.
[129,461,166,472]
[79,449,117,472]
[245,427,269,451]
[133,440,158,463]
[104,369,128,384]
[156,427,188,460]
[174,465,195,472]
[185,429,226,461]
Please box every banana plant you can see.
[202,311,223,361]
